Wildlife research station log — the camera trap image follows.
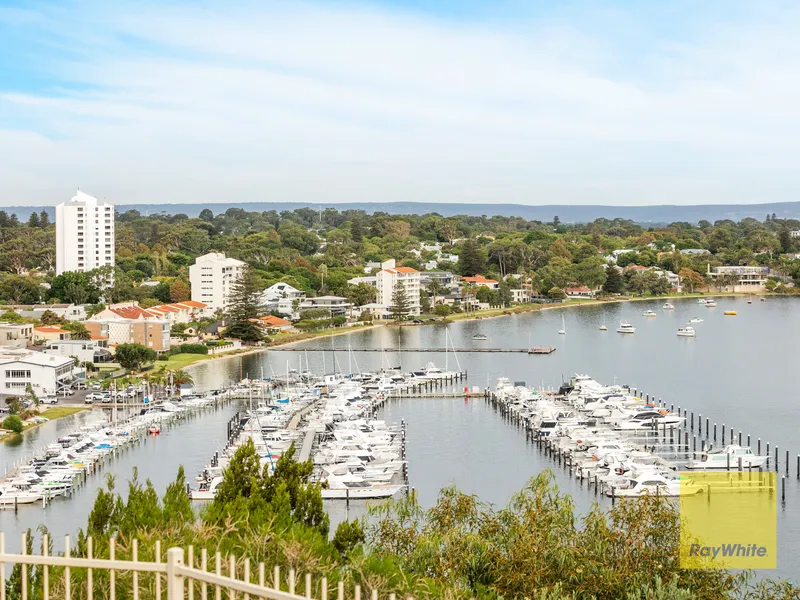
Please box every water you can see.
[3,296,798,577]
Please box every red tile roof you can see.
[258,315,292,327]
[565,286,592,293]
[110,306,156,320]
[180,300,207,308]
[462,275,499,284]
[34,325,68,333]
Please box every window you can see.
[5,370,31,379]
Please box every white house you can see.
[9,304,87,322]
[0,348,82,396]
[0,323,33,349]
[298,296,352,317]
[55,190,115,275]
[189,252,245,313]
[376,259,421,316]
[44,339,113,365]
[261,283,306,316]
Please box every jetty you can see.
[277,347,556,354]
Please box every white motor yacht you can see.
[662,303,675,310]
[617,410,685,430]
[189,476,223,500]
[606,474,701,498]
[0,485,42,505]
[617,321,636,334]
[642,310,657,317]
[685,445,768,470]
[689,317,703,323]
[677,325,696,337]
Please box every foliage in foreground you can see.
[5,443,799,600]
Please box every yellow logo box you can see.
[679,471,776,569]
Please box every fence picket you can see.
[65,535,71,600]
[110,537,116,600]
[189,545,195,600]
[156,540,162,600]
[244,558,251,600]
[42,534,49,600]
[87,536,93,600]
[201,548,208,600]
[230,554,237,600]
[133,539,139,600]
[1,531,5,600]
[20,532,27,600]
[215,551,222,600]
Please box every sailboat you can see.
[558,314,566,335]
[599,314,607,331]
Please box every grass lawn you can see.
[160,353,215,369]
[40,406,88,420]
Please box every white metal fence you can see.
[0,532,396,600]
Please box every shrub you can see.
[178,343,208,355]
[3,414,24,434]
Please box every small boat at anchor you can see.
[642,310,657,317]
[558,314,566,335]
[689,317,703,323]
[472,334,488,341]
[662,303,675,310]
[724,311,737,316]
[148,425,161,435]
[677,325,696,337]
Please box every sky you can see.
[2,0,800,208]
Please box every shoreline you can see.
[180,291,782,372]
[1,406,88,442]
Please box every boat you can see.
[472,334,488,341]
[677,325,695,337]
[697,298,708,304]
[662,303,674,310]
[616,321,635,334]
[607,474,702,498]
[599,315,607,331]
[148,425,161,435]
[189,476,223,500]
[0,486,43,505]
[558,314,566,335]
[685,445,768,470]
[723,311,737,316]
[704,300,717,307]
[747,297,753,304]
[617,410,685,429]
[689,317,703,323]
[760,297,766,302]
[642,310,656,317]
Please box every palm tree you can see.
[171,369,194,386]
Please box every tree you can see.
[602,266,625,294]
[39,210,50,227]
[547,286,566,300]
[458,239,486,276]
[49,271,100,304]
[2,415,23,434]
[498,281,513,307]
[39,309,62,325]
[389,282,411,322]
[346,283,376,307]
[350,219,364,245]
[427,279,444,306]
[27,211,40,228]
[62,320,91,340]
[573,257,607,289]
[431,303,451,319]
[170,369,194,386]
[169,279,190,302]
[0,275,41,304]
[549,238,572,261]
[778,227,794,253]
[678,268,705,293]
[152,281,171,303]
[114,343,157,371]
[225,265,264,342]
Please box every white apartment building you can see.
[376,259,421,316]
[189,252,245,313]
[56,190,115,275]
[260,283,306,316]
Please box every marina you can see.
[2,296,799,577]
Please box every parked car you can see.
[91,382,102,391]
[61,388,75,396]
[101,394,112,404]
[41,396,59,405]
[73,381,89,390]
[86,392,103,403]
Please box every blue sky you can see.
[1,0,800,207]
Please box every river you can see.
[2,296,798,577]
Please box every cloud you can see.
[2,0,800,207]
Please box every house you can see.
[83,318,171,352]
[253,315,294,333]
[680,249,711,256]
[790,231,800,239]
[363,261,381,274]
[564,286,594,298]
[707,265,769,291]
[33,325,72,343]
[419,272,457,289]
[298,296,352,317]
[8,304,86,322]
[44,339,113,365]
[347,275,378,287]
[0,348,83,396]
[147,302,209,324]
[606,249,637,263]
[651,267,682,291]
[510,283,535,304]
[260,283,306,317]
[461,275,499,289]
[0,323,33,349]
[353,303,391,320]
[376,260,421,316]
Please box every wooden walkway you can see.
[297,430,316,462]
[276,347,556,354]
